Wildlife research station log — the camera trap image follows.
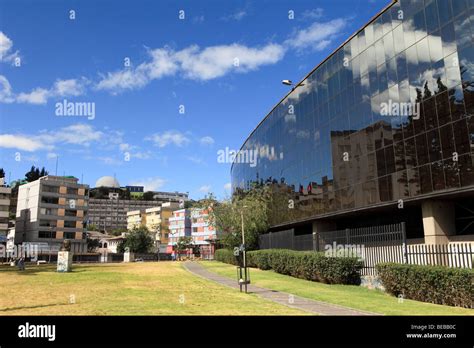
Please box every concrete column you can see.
[421,200,455,244]
[312,220,336,251]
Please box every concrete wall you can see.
[421,200,455,244]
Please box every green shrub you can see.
[214,249,238,265]
[217,248,363,285]
[376,263,473,308]
[247,249,272,270]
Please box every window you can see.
[40,207,58,215]
[67,187,78,195]
[38,231,56,239]
[64,232,76,239]
[39,220,57,227]
[42,185,59,193]
[65,209,76,217]
[41,196,59,204]
[64,220,77,228]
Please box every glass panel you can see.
[383,32,395,61]
[413,8,427,42]
[431,161,446,191]
[441,21,456,57]
[437,0,454,27]
[392,24,405,55]
[418,164,433,193]
[454,13,472,50]
[458,153,474,186]
[425,0,440,33]
[453,119,470,154]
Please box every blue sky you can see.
[0,0,388,199]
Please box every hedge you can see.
[215,248,363,285]
[376,263,474,308]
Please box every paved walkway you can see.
[184,261,380,316]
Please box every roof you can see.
[103,235,126,241]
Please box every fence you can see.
[406,243,473,268]
[259,223,474,276]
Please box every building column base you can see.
[421,200,455,244]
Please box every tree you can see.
[25,166,48,182]
[142,191,155,201]
[195,187,271,250]
[184,200,195,208]
[87,224,99,231]
[175,236,193,255]
[86,237,100,252]
[117,226,153,253]
[110,228,127,236]
[119,188,131,200]
[0,168,5,179]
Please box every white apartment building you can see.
[0,177,11,237]
[15,176,89,253]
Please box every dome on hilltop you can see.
[95,176,120,188]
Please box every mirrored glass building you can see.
[231,0,474,243]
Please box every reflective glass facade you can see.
[231,0,474,228]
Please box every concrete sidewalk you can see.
[184,261,380,316]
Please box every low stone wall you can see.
[360,275,385,291]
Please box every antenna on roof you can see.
[55,155,59,176]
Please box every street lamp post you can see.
[240,205,248,293]
[282,79,305,91]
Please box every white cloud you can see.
[96,156,122,165]
[16,88,49,104]
[119,143,133,151]
[131,151,152,160]
[37,124,103,146]
[193,15,205,23]
[0,134,52,151]
[95,43,285,93]
[47,152,58,159]
[0,75,14,103]
[5,76,89,105]
[130,177,166,191]
[222,10,247,21]
[301,8,324,20]
[52,78,87,97]
[199,136,215,146]
[224,183,232,191]
[177,43,285,80]
[0,123,108,152]
[198,185,212,193]
[286,18,347,51]
[95,48,178,94]
[0,32,20,64]
[147,130,190,148]
[186,156,205,165]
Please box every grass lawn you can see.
[200,261,474,316]
[0,262,307,315]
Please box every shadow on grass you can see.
[0,301,70,313]
[0,264,88,276]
